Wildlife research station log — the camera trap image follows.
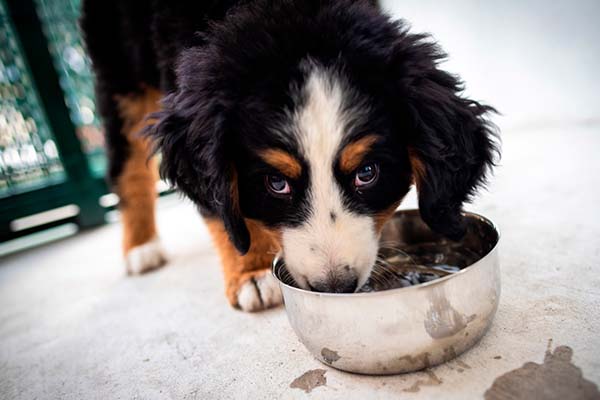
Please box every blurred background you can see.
[0,0,174,255]
[382,0,600,128]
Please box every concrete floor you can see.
[3,123,600,400]
[2,1,600,399]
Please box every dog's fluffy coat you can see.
[81,0,497,310]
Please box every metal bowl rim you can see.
[272,209,500,298]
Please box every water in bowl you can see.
[358,241,481,292]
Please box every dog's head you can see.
[149,0,498,293]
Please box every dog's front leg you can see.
[205,219,283,312]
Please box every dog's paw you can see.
[125,237,167,275]
[237,271,283,312]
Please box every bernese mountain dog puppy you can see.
[81,0,497,311]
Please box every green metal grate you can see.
[0,0,66,198]
[33,0,106,177]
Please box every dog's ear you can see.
[392,35,498,240]
[146,91,250,254]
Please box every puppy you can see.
[81,0,497,311]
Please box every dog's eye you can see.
[265,174,291,195]
[354,163,379,188]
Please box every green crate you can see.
[1,0,107,244]
[34,0,106,177]
[0,0,66,198]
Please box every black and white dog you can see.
[81,0,497,311]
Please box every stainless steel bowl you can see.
[273,209,500,375]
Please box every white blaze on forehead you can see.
[281,67,378,289]
[295,68,346,177]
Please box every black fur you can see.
[387,33,499,240]
[80,0,245,183]
[82,0,498,254]
[80,0,158,183]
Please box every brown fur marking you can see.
[230,167,241,215]
[115,87,162,254]
[339,135,380,173]
[374,200,402,233]
[408,147,426,188]
[205,218,281,308]
[259,148,302,179]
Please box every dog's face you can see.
[234,65,412,292]
[150,0,497,293]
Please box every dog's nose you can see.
[309,271,358,294]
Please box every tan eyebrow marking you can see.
[258,148,302,179]
[339,134,380,173]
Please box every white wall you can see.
[380,0,600,130]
